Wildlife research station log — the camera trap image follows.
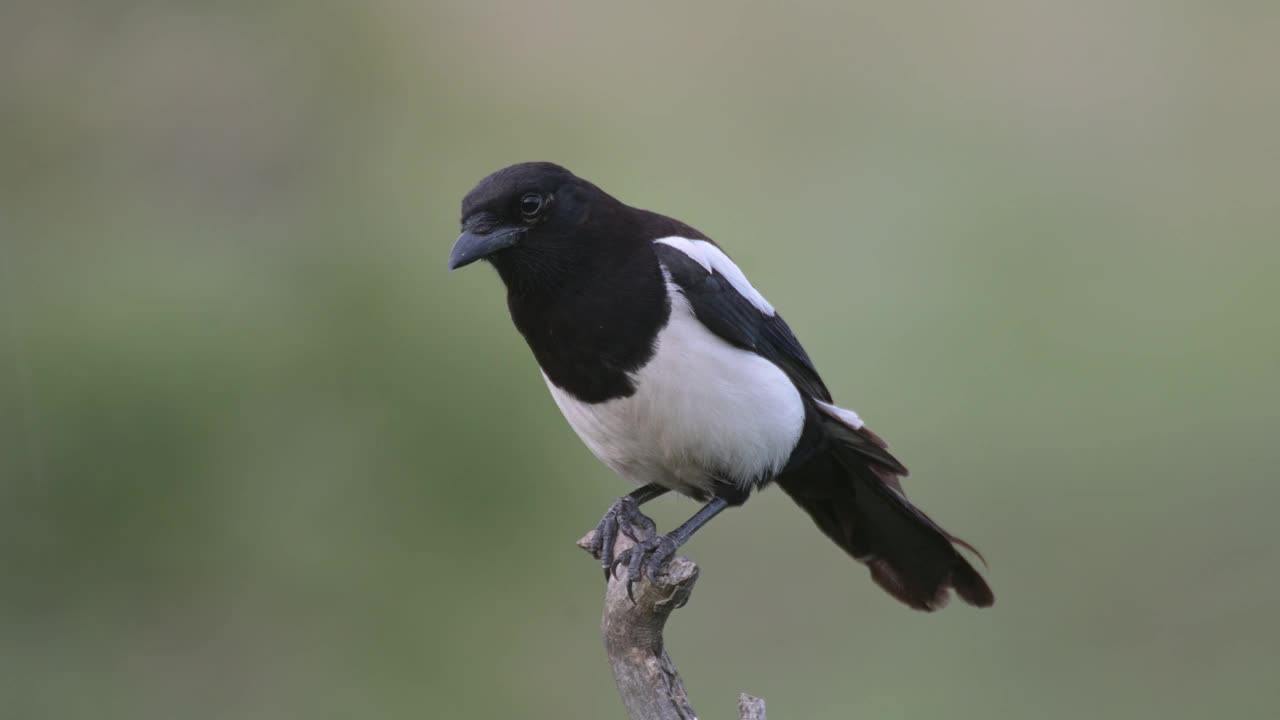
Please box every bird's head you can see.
[448,162,612,278]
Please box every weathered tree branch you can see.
[737,694,767,720]
[578,513,767,720]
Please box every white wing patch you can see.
[815,399,865,429]
[653,236,776,316]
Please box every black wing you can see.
[654,241,910,478]
[654,242,832,402]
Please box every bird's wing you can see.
[653,237,832,402]
[653,237,909,479]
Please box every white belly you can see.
[543,288,805,497]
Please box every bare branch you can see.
[578,512,767,720]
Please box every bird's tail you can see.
[777,402,994,611]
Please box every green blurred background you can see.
[3,1,1278,718]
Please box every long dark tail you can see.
[777,405,994,611]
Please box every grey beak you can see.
[447,228,523,270]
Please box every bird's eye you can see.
[519,193,544,219]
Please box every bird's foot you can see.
[586,495,657,576]
[610,533,681,603]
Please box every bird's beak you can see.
[447,227,523,270]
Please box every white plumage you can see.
[543,275,804,497]
[815,399,865,429]
[653,236,776,315]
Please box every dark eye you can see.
[519,193,544,219]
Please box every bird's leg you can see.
[612,497,730,602]
[588,483,670,576]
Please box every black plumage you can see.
[449,162,993,611]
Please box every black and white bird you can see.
[448,162,993,611]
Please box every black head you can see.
[447,162,615,275]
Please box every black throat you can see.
[493,213,673,404]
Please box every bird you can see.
[448,162,993,611]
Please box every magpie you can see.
[448,162,993,611]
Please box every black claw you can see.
[621,511,656,542]
[608,534,681,604]
[624,544,648,603]
[598,512,620,571]
[589,494,684,600]
[589,495,652,577]
[645,537,678,581]
[609,552,628,581]
[627,540,646,582]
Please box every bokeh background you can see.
[4,1,1279,718]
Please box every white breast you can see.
[543,282,805,497]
